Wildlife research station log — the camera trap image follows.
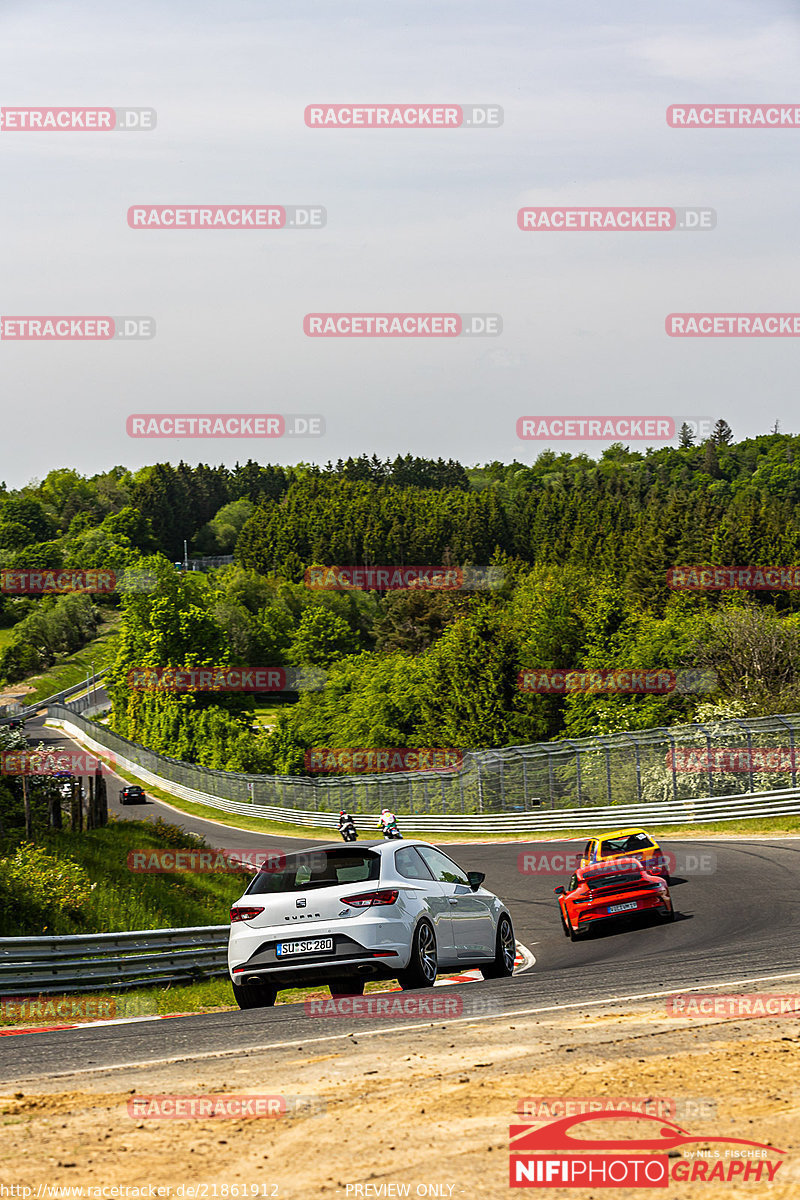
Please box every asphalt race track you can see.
[2,714,800,1083]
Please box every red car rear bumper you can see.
[566,890,671,928]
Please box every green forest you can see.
[4,429,800,774]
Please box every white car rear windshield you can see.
[246,848,381,894]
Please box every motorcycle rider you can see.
[338,810,358,841]
[379,808,402,839]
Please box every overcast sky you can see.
[0,0,797,488]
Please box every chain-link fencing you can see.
[45,706,800,817]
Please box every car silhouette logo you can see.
[509,1111,785,1186]
[510,1111,785,1155]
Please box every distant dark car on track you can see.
[2,718,23,731]
[120,785,147,805]
[555,862,674,941]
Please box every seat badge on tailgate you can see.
[296,898,306,907]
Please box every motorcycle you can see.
[382,823,403,840]
[339,820,358,842]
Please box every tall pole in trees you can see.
[22,774,32,838]
[86,773,95,830]
[95,767,108,827]
[48,783,63,830]
[70,778,83,832]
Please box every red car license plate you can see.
[608,901,638,913]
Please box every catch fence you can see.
[45,707,800,818]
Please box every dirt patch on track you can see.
[1,998,798,1197]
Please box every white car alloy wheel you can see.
[397,920,438,990]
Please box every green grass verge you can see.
[0,973,416,1026]
[20,612,121,704]
[0,816,249,937]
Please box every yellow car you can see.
[578,828,671,880]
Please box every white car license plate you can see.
[608,901,638,913]
[276,938,334,957]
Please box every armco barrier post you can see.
[730,718,755,793]
[594,735,613,804]
[775,715,798,787]
[665,730,679,803]
[562,739,582,806]
[630,733,644,803]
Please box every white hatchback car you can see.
[228,839,516,1008]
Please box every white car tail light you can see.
[341,889,399,908]
[230,905,265,923]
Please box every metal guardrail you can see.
[3,672,107,722]
[46,703,800,822]
[0,925,229,996]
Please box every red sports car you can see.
[555,862,674,941]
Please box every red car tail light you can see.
[341,889,399,908]
[230,905,265,923]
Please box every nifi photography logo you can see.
[509,1111,785,1187]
